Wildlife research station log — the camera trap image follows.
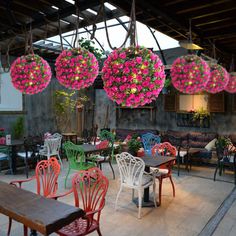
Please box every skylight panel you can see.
[60,19,70,25]
[86,8,97,15]
[65,0,75,4]
[104,2,116,11]
[51,5,59,10]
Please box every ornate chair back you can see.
[96,140,109,149]
[72,167,109,223]
[44,137,61,157]
[99,130,115,158]
[64,141,86,169]
[152,142,177,157]
[141,133,161,154]
[116,152,145,187]
[35,157,61,197]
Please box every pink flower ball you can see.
[10,54,51,95]
[225,73,236,93]
[102,46,165,108]
[171,54,210,94]
[205,64,229,93]
[55,48,99,90]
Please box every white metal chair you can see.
[39,136,63,167]
[115,152,156,219]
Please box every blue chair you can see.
[141,133,161,155]
[0,146,10,172]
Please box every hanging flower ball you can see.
[225,72,236,93]
[170,54,210,94]
[55,48,99,90]
[205,64,229,93]
[10,54,51,95]
[102,46,165,108]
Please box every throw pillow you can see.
[205,138,217,151]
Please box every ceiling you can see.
[0,0,236,68]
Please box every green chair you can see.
[99,130,116,161]
[64,141,96,188]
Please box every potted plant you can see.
[193,107,210,127]
[12,116,25,139]
[127,134,142,156]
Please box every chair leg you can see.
[7,218,12,236]
[108,160,115,179]
[169,175,175,197]
[158,177,163,206]
[64,168,71,188]
[138,189,142,219]
[57,154,63,168]
[96,226,102,236]
[153,181,157,207]
[214,165,219,181]
[23,225,28,236]
[25,158,29,179]
[115,185,123,211]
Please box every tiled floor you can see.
[0,161,235,236]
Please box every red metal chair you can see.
[8,157,61,236]
[151,142,177,205]
[57,167,109,236]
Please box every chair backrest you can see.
[72,167,108,221]
[44,137,61,156]
[35,157,61,197]
[0,146,9,160]
[64,141,86,169]
[142,133,161,152]
[116,152,145,187]
[152,142,177,157]
[51,133,62,140]
[96,140,109,149]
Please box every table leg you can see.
[133,166,158,207]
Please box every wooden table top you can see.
[141,156,176,168]
[2,139,24,146]
[79,143,110,154]
[0,181,84,235]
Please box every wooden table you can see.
[79,143,110,155]
[0,181,84,236]
[2,139,24,174]
[134,156,176,207]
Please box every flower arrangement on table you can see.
[170,54,210,94]
[55,48,99,90]
[102,46,165,108]
[225,72,236,93]
[10,54,52,94]
[127,134,143,156]
[205,64,229,93]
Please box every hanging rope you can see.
[58,14,64,51]
[73,0,80,48]
[102,0,135,49]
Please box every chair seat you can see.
[0,153,8,160]
[124,173,153,186]
[91,154,110,162]
[17,151,34,159]
[57,217,99,236]
[179,151,187,157]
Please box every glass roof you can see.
[35,16,179,55]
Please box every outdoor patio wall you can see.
[94,90,236,135]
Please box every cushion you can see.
[0,153,8,160]
[205,138,217,151]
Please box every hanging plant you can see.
[225,72,236,93]
[10,54,51,95]
[205,64,229,93]
[102,46,165,108]
[55,48,99,90]
[170,54,210,94]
